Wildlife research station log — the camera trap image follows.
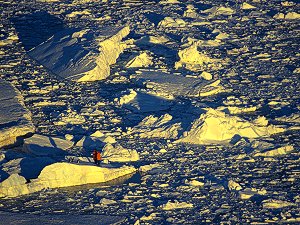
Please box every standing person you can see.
[96,151,102,166]
[92,150,98,165]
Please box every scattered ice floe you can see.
[0,163,136,198]
[101,143,139,163]
[128,114,181,139]
[254,145,294,157]
[175,43,217,71]
[125,52,153,68]
[29,26,130,82]
[0,80,35,148]
[23,134,73,156]
[177,109,285,144]
[262,199,296,209]
[274,12,300,20]
[132,70,224,99]
[158,17,186,28]
[160,200,193,210]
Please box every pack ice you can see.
[178,109,285,144]
[0,163,136,198]
[0,80,35,148]
[29,26,130,82]
[132,70,223,99]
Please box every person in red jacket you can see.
[92,150,98,165]
[96,151,102,166]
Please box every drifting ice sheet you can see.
[29,26,130,82]
[23,134,73,156]
[0,163,136,198]
[132,70,223,99]
[0,80,35,148]
[178,109,285,144]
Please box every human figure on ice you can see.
[92,150,102,166]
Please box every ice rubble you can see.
[200,71,213,81]
[160,200,193,210]
[101,143,139,162]
[276,113,300,123]
[227,180,242,191]
[136,35,169,45]
[23,134,73,156]
[0,80,35,148]
[114,89,137,105]
[175,44,215,71]
[184,179,205,187]
[1,157,55,180]
[158,17,186,28]
[262,199,296,209]
[177,109,285,144]
[0,163,136,198]
[183,5,200,18]
[241,3,256,10]
[254,145,294,157]
[125,52,153,68]
[274,12,300,20]
[128,114,181,139]
[202,6,235,17]
[239,188,267,200]
[123,91,173,113]
[132,70,223,99]
[29,26,130,82]
[159,0,180,4]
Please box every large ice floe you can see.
[101,143,139,163]
[0,80,35,148]
[177,109,285,144]
[29,26,130,82]
[132,70,224,99]
[128,114,181,139]
[22,134,73,156]
[0,163,136,198]
[175,43,216,71]
[202,6,235,17]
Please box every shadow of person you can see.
[11,10,64,51]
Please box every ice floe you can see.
[177,109,285,144]
[0,163,136,198]
[132,70,224,99]
[23,134,73,156]
[0,80,35,148]
[29,26,130,82]
[101,143,139,162]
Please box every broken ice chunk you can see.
[29,26,130,82]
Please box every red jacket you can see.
[96,152,101,161]
[93,150,97,160]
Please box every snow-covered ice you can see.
[0,80,35,148]
[29,26,130,82]
[0,0,299,223]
